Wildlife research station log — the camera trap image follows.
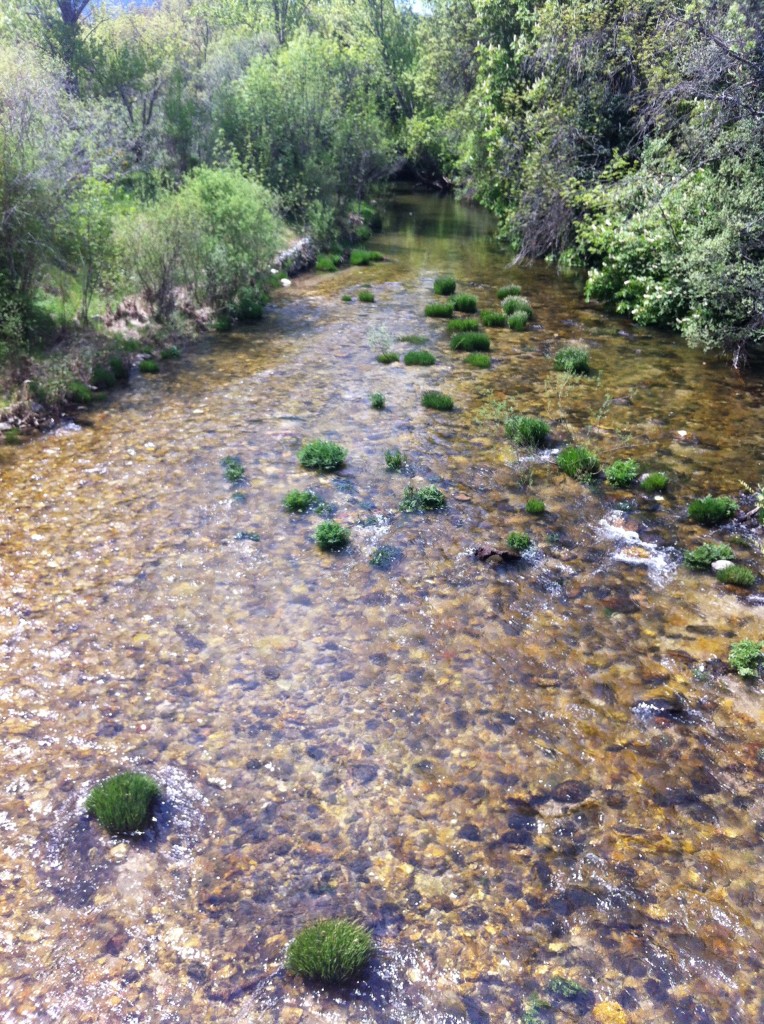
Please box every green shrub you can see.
[314,521,351,551]
[110,356,130,382]
[355,224,372,242]
[400,484,447,511]
[404,349,435,366]
[424,301,454,318]
[453,293,478,313]
[554,346,590,374]
[160,345,181,360]
[422,390,454,410]
[641,472,669,493]
[86,772,160,835]
[557,445,600,480]
[358,289,375,303]
[283,489,316,513]
[505,415,550,448]
[480,310,507,328]
[385,448,405,471]
[526,497,546,514]
[507,311,530,330]
[433,275,456,295]
[316,253,341,272]
[502,296,532,316]
[716,565,755,587]
[605,459,640,487]
[506,531,532,553]
[376,351,399,364]
[370,392,385,409]
[222,455,245,483]
[446,318,481,334]
[214,313,233,332]
[350,249,383,266]
[684,543,735,570]
[91,366,117,390]
[341,294,352,302]
[688,495,738,526]
[286,918,374,985]
[138,358,160,374]
[464,353,491,368]
[67,380,94,405]
[450,331,490,352]
[299,440,347,471]
[497,285,522,299]
[398,334,429,345]
[235,287,265,322]
[4,427,21,444]
[729,639,763,678]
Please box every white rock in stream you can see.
[711,559,735,572]
[596,511,676,587]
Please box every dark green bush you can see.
[299,440,347,471]
[385,448,405,471]
[350,249,383,266]
[557,445,600,480]
[433,275,456,295]
[91,366,117,390]
[464,353,491,368]
[450,331,490,352]
[554,346,590,374]
[688,495,738,526]
[422,390,454,410]
[86,772,160,835]
[222,455,245,483]
[716,564,755,587]
[110,356,130,382]
[214,313,233,332]
[67,380,94,404]
[316,253,341,272]
[729,639,763,678]
[480,310,507,328]
[370,392,385,409]
[354,224,372,242]
[160,345,181,360]
[497,285,522,299]
[446,318,481,334]
[526,497,546,514]
[376,351,399,364]
[283,489,316,513]
[424,302,454,318]
[605,459,640,487]
[404,349,435,366]
[358,289,375,303]
[315,521,351,551]
[641,472,669,493]
[453,293,478,313]
[286,918,374,985]
[505,414,550,448]
[506,531,532,553]
[683,543,735,570]
[235,287,265,321]
[4,428,22,445]
[139,359,160,374]
[400,484,447,511]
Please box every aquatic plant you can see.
[716,564,755,587]
[433,275,456,295]
[299,440,347,471]
[497,284,522,299]
[283,489,316,513]
[235,287,265,321]
[400,484,447,511]
[502,296,532,316]
[480,310,507,328]
[728,639,762,678]
[385,448,405,471]
[160,345,181,360]
[421,390,454,410]
[110,356,130,382]
[683,543,735,570]
[316,253,341,272]
[398,334,429,345]
[548,976,588,999]
[505,414,549,448]
[222,455,245,483]
[605,459,640,487]
[453,293,478,313]
[370,392,385,409]
[314,521,351,551]
[67,380,94,404]
[506,531,532,554]
[404,349,435,366]
[376,351,399,364]
[214,313,232,332]
[350,249,383,266]
[369,545,399,568]
[341,294,352,302]
[86,772,160,835]
[139,359,160,374]
[554,346,589,374]
[464,353,491,368]
[424,301,454,318]
[450,331,490,352]
[526,497,546,514]
[234,530,260,541]
[285,918,374,985]
[557,445,600,480]
[641,472,669,493]
[688,495,738,526]
[446,317,481,333]
[507,311,529,331]
[4,428,22,445]
[358,289,375,303]
[91,365,116,390]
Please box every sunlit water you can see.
[0,193,762,1024]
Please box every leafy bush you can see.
[505,415,550,448]
[377,351,399,363]
[433,275,456,295]
[286,918,374,985]
[424,301,454,318]
[385,448,405,471]
[728,640,763,678]
[400,484,447,511]
[446,318,481,333]
[641,472,669,493]
[450,331,490,352]
[605,459,640,487]
[453,293,478,313]
[316,253,341,272]
[480,310,507,327]
[370,392,385,409]
[554,346,590,374]
[350,249,383,266]
[299,440,347,471]
[110,356,130,383]
[683,543,735,570]
[358,289,375,303]
[86,772,160,835]
[139,359,160,374]
[222,455,245,483]
[422,390,454,410]
[507,311,530,331]
[235,287,265,322]
[465,353,491,368]
[498,285,522,299]
[283,489,316,513]
[688,495,738,526]
[314,521,351,551]
[526,498,546,514]
[506,531,532,553]
[404,349,435,366]
[716,565,755,587]
[557,445,600,480]
[91,365,116,391]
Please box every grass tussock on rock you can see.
[86,772,160,835]
[433,275,456,295]
[422,390,454,410]
[299,440,347,472]
[286,918,374,985]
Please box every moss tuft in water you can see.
[404,349,435,366]
[525,497,546,515]
[424,301,454,318]
[299,440,347,472]
[480,310,507,328]
[557,445,599,480]
[641,471,668,493]
[716,564,755,587]
[385,448,405,471]
[433,275,456,295]
[554,346,589,374]
[688,495,738,526]
[160,345,181,360]
[86,772,160,835]
[497,284,522,299]
[376,351,399,363]
[400,484,447,512]
[502,295,532,316]
[605,459,640,487]
[446,317,481,334]
[286,918,374,985]
[314,521,351,551]
[283,489,316,513]
[67,380,94,404]
[316,253,341,272]
[358,289,375,303]
[505,415,549,448]
[222,455,245,483]
[450,331,490,352]
[350,249,383,266]
[684,543,734,570]
[370,392,385,409]
[729,639,762,678]
[422,390,454,410]
[464,352,491,368]
[398,334,429,345]
[453,293,478,313]
[4,427,22,445]
[506,531,532,553]
[548,976,588,999]
[139,358,160,374]
[507,311,530,331]
[341,294,353,302]
[369,545,400,568]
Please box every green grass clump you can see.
[404,349,435,366]
[385,448,405,471]
[446,317,481,334]
[424,301,454,318]
[453,293,478,313]
[506,531,532,554]
[67,380,94,404]
[298,440,347,472]
[283,489,316,513]
[716,564,755,587]
[641,472,669,493]
[422,390,454,411]
[370,392,385,409]
[464,353,491,368]
[548,976,587,999]
[139,359,160,374]
[358,289,375,303]
[350,249,383,266]
[502,296,532,316]
[400,484,446,512]
[729,639,762,678]
[4,428,22,445]
[214,313,232,332]
[369,545,399,569]
[86,772,160,835]
[526,497,546,515]
[91,365,116,390]
[684,543,735,570]
[341,294,352,302]
[450,331,490,352]
[557,445,600,481]
[688,495,738,526]
[235,287,264,321]
[222,455,245,483]
[376,351,399,364]
[286,918,374,985]
[554,346,589,374]
[605,459,641,487]
[505,414,550,448]
[110,356,130,382]
[480,310,507,328]
[497,285,522,300]
[433,275,456,295]
[507,311,530,331]
[398,334,429,345]
[160,345,181,360]
[314,521,351,551]
[316,253,341,272]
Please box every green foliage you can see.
[507,311,529,331]
[235,287,265,322]
[370,391,385,409]
[641,472,669,493]
[506,531,532,553]
[424,301,454,318]
[350,249,383,266]
[341,294,352,302]
[446,317,481,334]
[85,772,160,835]
[505,415,549,448]
[369,545,399,568]
[385,448,405,471]
[554,346,590,374]
[316,253,342,272]
[160,346,181,360]
[404,349,435,366]
[283,489,316,513]
[465,352,491,368]
[314,521,351,551]
[358,289,375,303]
[450,331,490,352]
[299,440,347,472]
[684,543,735,570]
[526,497,545,514]
[377,351,399,364]
[222,455,245,483]
[497,285,522,300]
[716,565,755,588]
[400,484,446,511]
[453,293,477,313]
[502,296,532,317]
[66,379,94,405]
[557,445,600,481]
[480,310,507,327]
[433,275,456,295]
[548,976,587,999]
[688,495,738,527]
[286,918,374,985]
[4,427,22,445]
[398,334,429,345]
[138,359,159,374]
[728,640,763,679]
[90,365,117,392]
[110,356,130,382]
[422,390,454,410]
[605,459,640,487]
